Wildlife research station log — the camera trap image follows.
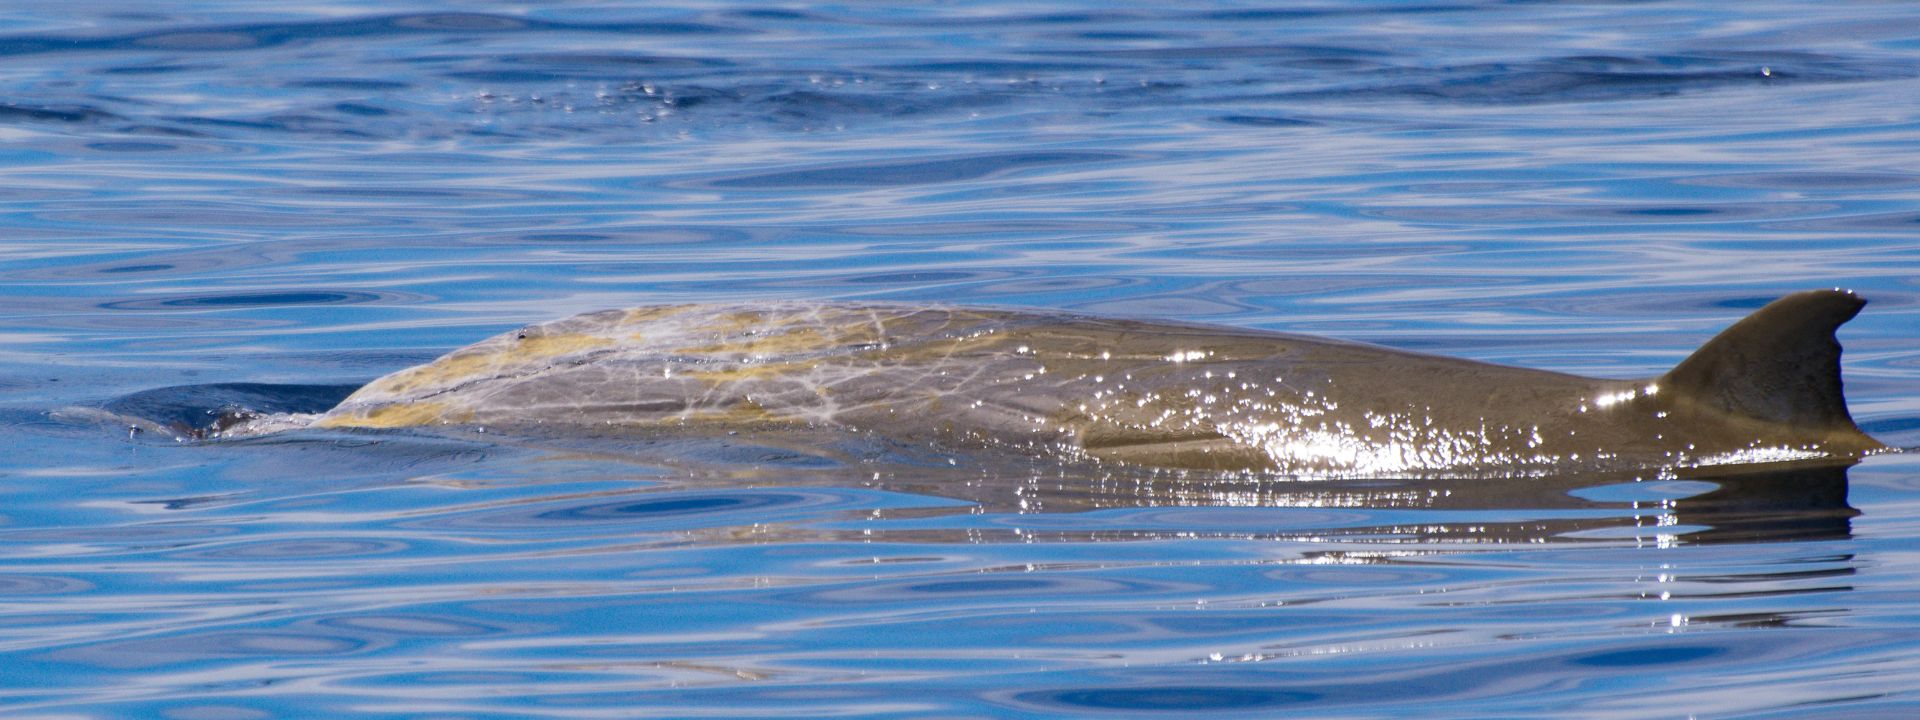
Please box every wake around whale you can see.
[174,288,1877,478]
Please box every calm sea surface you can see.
[4,1,1920,717]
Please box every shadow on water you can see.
[103,382,361,439]
[1667,463,1859,544]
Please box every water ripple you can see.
[100,290,400,311]
[316,614,504,638]
[410,489,870,532]
[50,631,371,669]
[696,151,1131,190]
[173,538,410,561]
[0,574,96,595]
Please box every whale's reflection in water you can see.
[403,423,1860,548]
[844,453,1857,547]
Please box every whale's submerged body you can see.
[281,289,1887,477]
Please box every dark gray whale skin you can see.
[305,289,1887,477]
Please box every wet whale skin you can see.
[312,290,1887,476]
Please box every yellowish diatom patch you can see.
[688,398,787,426]
[683,358,824,384]
[315,401,459,429]
[676,326,835,357]
[353,333,617,397]
[621,305,694,324]
[516,333,615,359]
[360,352,502,395]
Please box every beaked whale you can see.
[288,289,1886,477]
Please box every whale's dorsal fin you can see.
[1659,289,1867,434]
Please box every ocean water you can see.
[4,1,1920,717]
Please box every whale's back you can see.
[311,302,1593,473]
[310,294,1885,476]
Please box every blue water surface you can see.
[4,1,1920,717]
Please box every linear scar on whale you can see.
[235,289,1886,477]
